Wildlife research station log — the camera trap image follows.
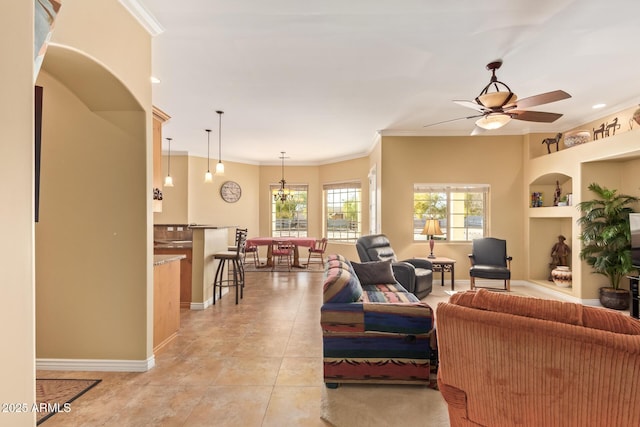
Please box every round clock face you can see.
[220,181,242,203]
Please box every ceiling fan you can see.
[426,60,571,135]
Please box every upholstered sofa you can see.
[320,254,436,387]
[437,289,640,427]
[356,234,433,298]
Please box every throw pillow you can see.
[351,260,396,286]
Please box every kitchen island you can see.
[189,225,236,309]
[154,225,236,309]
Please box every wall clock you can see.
[220,180,242,203]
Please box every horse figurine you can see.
[542,133,562,154]
[593,123,605,140]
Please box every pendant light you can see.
[274,151,290,202]
[204,129,213,183]
[164,137,174,187]
[215,110,225,175]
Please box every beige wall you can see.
[35,1,153,362]
[156,155,189,223]
[158,155,371,261]
[155,156,260,245]
[380,135,525,280]
[1,2,36,425]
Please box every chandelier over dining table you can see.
[274,151,291,202]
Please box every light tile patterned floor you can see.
[37,271,331,427]
[36,273,590,426]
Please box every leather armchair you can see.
[468,237,512,291]
[356,234,433,298]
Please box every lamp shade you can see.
[421,219,442,236]
[215,161,225,174]
[475,113,512,130]
[477,91,517,108]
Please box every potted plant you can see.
[577,183,639,309]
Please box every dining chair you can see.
[212,228,247,304]
[244,243,260,267]
[307,237,328,268]
[271,240,294,271]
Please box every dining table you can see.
[246,236,317,268]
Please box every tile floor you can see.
[36,271,599,426]
[37,271,332,427]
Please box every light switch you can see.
[167,226,174,231]
[177,226,183,231]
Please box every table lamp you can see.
[421,219,443,259]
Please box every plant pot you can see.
[551,266,572,287]
[599,287,630,310]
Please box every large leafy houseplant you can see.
[577,183,638,308]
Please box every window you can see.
[324,182,362,243]
[413,184,489,241]
[270,184,308,237]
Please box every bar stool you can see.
[212,228,247,304]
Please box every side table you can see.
[427,257,456,291]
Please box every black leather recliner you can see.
[355,234,433,298]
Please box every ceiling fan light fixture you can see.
[477,91,517,109]
[475,113,512,130]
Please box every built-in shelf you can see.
[528,205,576,218]
[529,173,573,210]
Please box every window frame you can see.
[323,181,362,243]
[413,183,489,242]
[270,184,309,237]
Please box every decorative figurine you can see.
[553,180,561,206]
[541,133,562,154]
[605,117,620,137]
[593,123,605,140]
[551,235,570,266]
[549,235,570,281]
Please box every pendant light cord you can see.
[166,137,172,175]
[205,129,211,171]
[217,111,223,161]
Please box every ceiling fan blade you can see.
[513,90,571,110]
[453,100,488,113]
[424,114,483,128]
[511,110,563,123]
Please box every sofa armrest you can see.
[391,262,416,292]
[403,258,433,270]
[321,302,365,333]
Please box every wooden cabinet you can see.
[154,247,192,308]
[152,106,171,213]
[153,256,182,353]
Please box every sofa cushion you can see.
[323,264,363,304]
[363,302,433,334]
[351,260,396,285]
[362,284,419,303]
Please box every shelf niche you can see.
[529,173,573,209]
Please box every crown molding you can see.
[119,0,164,36]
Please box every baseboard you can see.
[36,356,155,372]
[190,296,213,310]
